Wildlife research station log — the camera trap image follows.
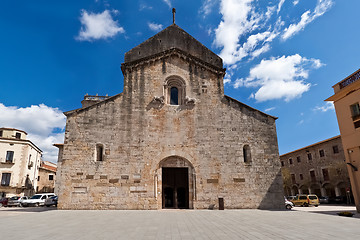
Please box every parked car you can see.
[319,196,329,204]
[0,197,9,207]
[287,196,296,201]
[45,195,58,207]
[22,193,55,207]
[7,196,29,207]
[285,197,294,210]
[291,194,319,207]
[335,196,347,204]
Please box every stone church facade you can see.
[55,24,284,210]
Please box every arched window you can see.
[243,145,251,163]
[164,76,185,105]
[170,87,179,105]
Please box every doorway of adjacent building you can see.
[162,167,189,209]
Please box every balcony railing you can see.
[339,69,360,89]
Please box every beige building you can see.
[0,128,42,197]
[37,161,57,193]
[55,23,284,210]
[280,136,352,202]
[326,68,360,212]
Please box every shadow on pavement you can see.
[0,206,57,213]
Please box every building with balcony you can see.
[280,136,353,201]
[326,68,360,212]
[0,128,42,197]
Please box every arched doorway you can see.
[158,156,195,209]
[291,185,299,196]
[300,185,309,194]
[310,184,321,196]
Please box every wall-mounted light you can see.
[346,163,358,171]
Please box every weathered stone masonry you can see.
[55,24,284,210]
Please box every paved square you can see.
[0,207,359,239]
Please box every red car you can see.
[0,197,9,207]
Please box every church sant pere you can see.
[55,23,284,210]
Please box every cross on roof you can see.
[172,8,176,24]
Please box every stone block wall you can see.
[56,53,283,210]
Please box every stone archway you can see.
[157,156,195,209]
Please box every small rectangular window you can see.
[0,130,2,137]
[307,153,312,160]
[38,176,40,181]
[1,173,11,186]
[281,161,284,167]
[6,151,14,163]
[333,145,339,154]
[289,158,293,165]
[299,174,304,180]
[319,150,325,157]
[291,174,296,184]
[296,156,301,163]
[49,175,54,181]
[15,132,21,139]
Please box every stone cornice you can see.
[121,48,226,76]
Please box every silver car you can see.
[7,196,29,207]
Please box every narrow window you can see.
[170,87,179,105]
[38,176,40,181]
[333,145,339,154]
[49,175,54,181]
[15,132,21,139]
[310,170,316,182]
[296,156,301,163]
[322,168,330,181]
[291,174,296,184]
[281,161,284,167]
[307,153,312,160]
[350,103,360,118]
[319,150,325,157]
[351,103,360,128]
[96,144,104,161]
[6,151,14,163]
[1,173,11,186]
[243,145,251,163]
[0,130,2,137]
[289,158,293,165]
[299,174,304,180]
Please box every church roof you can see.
[124,24,223,69]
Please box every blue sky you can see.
[0,0,359,162]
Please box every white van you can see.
[21,193,55,207]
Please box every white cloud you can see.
[277,0,286,14]
[242,54,323,102]
[140,3,153,11]
[76,10,125,41]
[148,22,163,32]
[214,0,282,65]
[223,73,232,85]
[0,103,66,163]
[313,102,335,112]
[199,0,218,17]
[282,0,333,40]
[163,0,172,8]
[265,6,276,21]
[265,107,276,112]
[293,0,299,5]
[214,0,257,64]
